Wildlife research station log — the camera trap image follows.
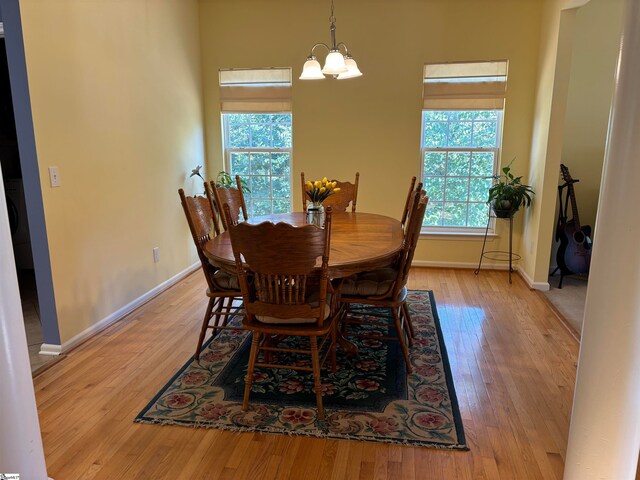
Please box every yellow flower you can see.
[320,187,326,193]
[322,177,328,184]
[306,180,313,189]
[332,181,337,188]
[334,187,341,192]
[314,180,322,188]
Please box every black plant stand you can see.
[474,210,521,284]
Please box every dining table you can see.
[203,211,404,278]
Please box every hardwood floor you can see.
[34,268,579,480]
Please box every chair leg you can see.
[243,332,261,412]
[310,336,324,420]
[402,302,414,347]
[211,295,226,331]
[195,297,216,361]
[392,307,413,374]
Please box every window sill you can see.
[419,230,498,241]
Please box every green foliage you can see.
[487,160,535,213]
[215,171,251,194]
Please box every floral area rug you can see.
[135,290,467,449]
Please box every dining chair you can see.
[178,185,243,361]
[401,176,423,227]
[210,175,248,231]
[301,172,360,212]
[339,191,429,374]
[223,204,340,420]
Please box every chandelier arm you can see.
[309,43,330,58]
[336,42,349,55]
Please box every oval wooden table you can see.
[203,212,404,278]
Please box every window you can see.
[421,110,501,229]
[222,113,292,216]
[219,68,293,216]
[421,61,508,232]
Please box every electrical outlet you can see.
[153,247,160,263]
[48,166,61,187]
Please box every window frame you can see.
[221,112,294,216]
[419,109,504,235]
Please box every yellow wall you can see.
[198,0,543,267]
[520,0,580,284]
[20,0,206,343]
[561,0,623,231]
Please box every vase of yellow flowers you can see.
[304,177,341,227]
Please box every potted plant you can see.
[487,161,535,218]
[189,166,251,194]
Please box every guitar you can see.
[555,164,592,276]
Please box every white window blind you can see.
[423,61,508,110]
[219,67,292,113]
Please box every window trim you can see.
[419,109,504,234]
[221,113,294,215]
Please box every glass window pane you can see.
[472,121,497,147]
[448,121,472,147]
[446,152,471,176]
[445,178,469,202]
[469,177,492,202]
[470,152,495,177]
[423,201,443,226]
[228,123,249,147]
[473,110,497,120]
[249,114,271,123]
[251,199,272,216]
[423,122,448,148]
[424,177,444,201]
[424,152,446,176]
[271,153,290,176]
[271,176,290,199]
[424,111,448,122]
[251,175,271,198]
[443,202,467,226]
[250,123,271,148]
[230,153,250,175]
[273,199,290,214]
[273,113,292,123]
[250,153,270,175]
[468,202,489,228]
[273,124,292,148]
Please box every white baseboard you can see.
[411,260,550,291]
[39,262,200,356]
[517,268,550,291]
[411,260,512,270]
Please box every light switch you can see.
[49,167,61,187]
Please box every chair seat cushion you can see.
[341,268,397,297]
[256,292,332,325]
[212,269,240,290]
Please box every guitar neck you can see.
[567,183,581,229]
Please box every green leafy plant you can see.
[215,171,251,193]
[188,166,251,194]
[487,160,534,217]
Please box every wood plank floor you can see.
[34,268,580,480]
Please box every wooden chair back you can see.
[392,191,428,299]
[401,176,424,227]
[178,188,219,292]
[210,175,248,231]
[301,172,359,212]
[404,187,427,236]
[224,205,333,327]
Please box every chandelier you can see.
[299,0,363,80]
